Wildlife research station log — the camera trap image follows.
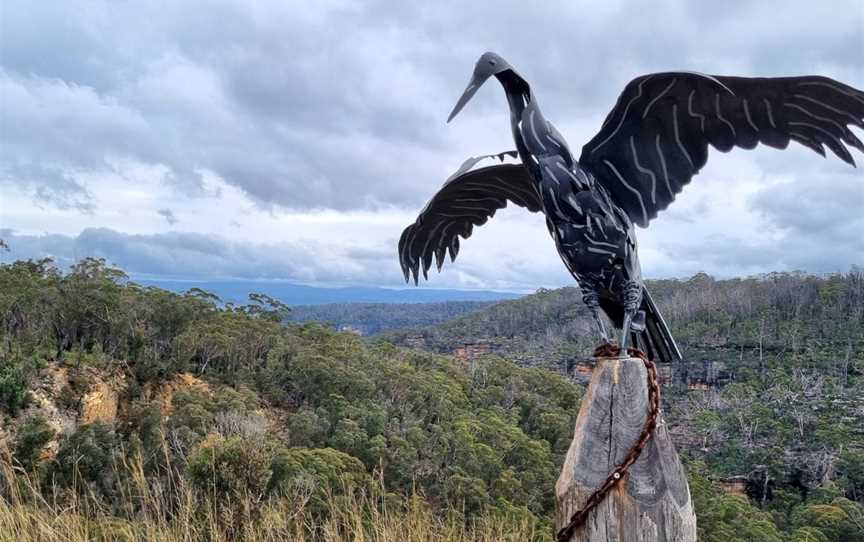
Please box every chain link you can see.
[556,344,661,542]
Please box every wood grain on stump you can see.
[555,357,696,542]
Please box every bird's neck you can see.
[495,70,535,171]
[495,70,531,119]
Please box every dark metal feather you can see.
[397,154,542,282]
[580,73,864,226]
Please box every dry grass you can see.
[0,449,540,542]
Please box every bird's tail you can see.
[632,287,682,363]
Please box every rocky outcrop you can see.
[2,365,215,464]
[453,341,491,363]
[3,365,77,460]
[79,370,127,425]
[143,373,210,415]
[719,476,749,497]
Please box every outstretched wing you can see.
[579,73,864,227]
[399,152,542,284]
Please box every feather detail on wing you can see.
[398,152,542,284]
[580,73,864,227]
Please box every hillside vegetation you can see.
[386,270,864,540]
[0,257,572,540]
[384,271,864,367]
[1,257,863,541]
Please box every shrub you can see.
[268,447,370,510]
[13,414,55,471]
[48,422,117,495]
[286,408,329,447]
[187,434,273,500]
[0,363,30,415]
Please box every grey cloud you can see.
[749,169,864,246]
[658,230,863,278]
[0,1,455,212]
[2,0,861,214]
[654,168,864,277]
[0,227,570,290]
[2,162,93,211]
[1,0,863,286]
[0,228,404,286]
[157,208,179,226]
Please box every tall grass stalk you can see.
[0,447,539,542]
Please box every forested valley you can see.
[1,256,862,541]
[288,300,495,336]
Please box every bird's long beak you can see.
[447,73,490,123]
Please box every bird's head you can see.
[447,52,514,123]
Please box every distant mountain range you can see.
[133,278,523,305]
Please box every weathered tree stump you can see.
[555,357,696,541]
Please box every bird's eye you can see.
[488,60,496,65]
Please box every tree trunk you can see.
[555,357,696,542]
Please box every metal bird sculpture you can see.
[399,52,864,362]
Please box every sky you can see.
[1,0,862,292]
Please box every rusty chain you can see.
[555,343,661,542]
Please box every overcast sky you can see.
[1,0,862,291]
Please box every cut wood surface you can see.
[555,357,696,542]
